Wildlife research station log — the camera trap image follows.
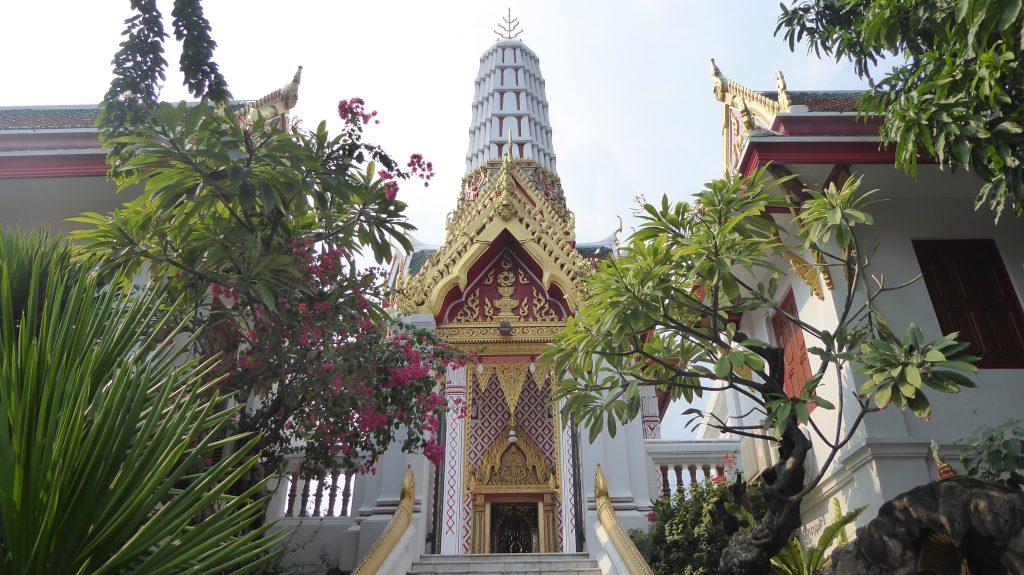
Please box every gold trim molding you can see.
[436,322,565,345]
[467,424,557,494]
[394,155,594,316]
[595,465,655,575]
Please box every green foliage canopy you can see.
[960,418,1024,490]
[72,101,458,477]
[778,0,1024,219]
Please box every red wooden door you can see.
[772,291,813,397]
[913,239,1024,368]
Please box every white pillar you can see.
[439,366,467,554]
[558,397,578,551]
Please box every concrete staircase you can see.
[408,553,600,574]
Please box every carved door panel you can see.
[490,503,538,554]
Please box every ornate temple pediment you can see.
[467,424,557,494]
[710,59,788,172]
[441,250,568,325]
[394,153,594,318]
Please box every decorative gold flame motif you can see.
[469,425,551,489]
[492,259,521,322]
[480,361,530,421]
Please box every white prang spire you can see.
[465,22,556,174]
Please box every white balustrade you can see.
[644,439,741,496]
[268,454,361,520]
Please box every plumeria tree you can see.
[545,168,979,575]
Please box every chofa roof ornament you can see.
[710,58,728,100]
[775,70,790,110]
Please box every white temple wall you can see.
[578,359,657,554]
[705,165,1024,541]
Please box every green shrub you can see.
[631,477,767,575]
[961,419,1024,490]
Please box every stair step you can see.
[409,553,600,574]
[407,564,598,568]
[416,553,590,562]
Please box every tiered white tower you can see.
[465,40,556,173]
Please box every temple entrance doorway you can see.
[490,503,539,553]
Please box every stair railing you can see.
[351,465,416,575]
[594,464,655,575]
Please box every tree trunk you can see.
[718,418,810,575]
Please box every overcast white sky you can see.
[1,0,869,438]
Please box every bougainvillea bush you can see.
[74,99,462,480]
[209,239,464,477]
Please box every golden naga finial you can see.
[400,464,416,501]
[775,70,790,110]
[739,98,757,132]
[495,8,523,41]
[710,58,728,100]
[595,464,609,499]
[281,66,303,110]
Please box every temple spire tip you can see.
[494,8,523,41]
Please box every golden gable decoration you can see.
[394,154,594,317]
[446,257,565,326]
[466,424,556,493]
[479,362,530,420]
[710,59,792,173]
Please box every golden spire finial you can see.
[930,440,957,480]
[495,8,523,41]
[505,129,514,160]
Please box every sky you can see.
[0,0,871,438]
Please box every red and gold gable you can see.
[438,241,569,326]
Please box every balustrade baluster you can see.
[299,477,311,517]
[312,474,325,517]
[660,466,670,498]
[702,464,711,479]
[341,471,354,516]
[687,465,698,484]
[673,465,684,494]
[716,464,725,477]
[327,471,340,516]
[285,472,297,517]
